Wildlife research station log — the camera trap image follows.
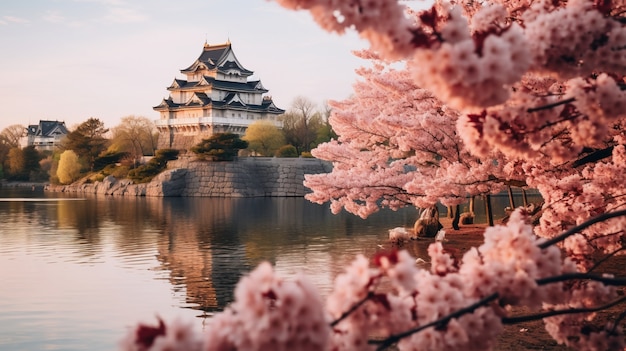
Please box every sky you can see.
[0,0,369,132]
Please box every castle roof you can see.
[154,93,285,114]
[167,76,268,94]
[181,42,253,76]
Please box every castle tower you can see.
[154,42,284,149]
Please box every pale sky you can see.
[0,0,368,132]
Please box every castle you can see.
[154,41,284,150]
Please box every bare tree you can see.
[0,124,26,147]
[280,96,323,154]
[110,115,158,163]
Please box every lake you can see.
[0,187,534,351]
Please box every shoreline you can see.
[0,180,48,191]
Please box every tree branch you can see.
[526,97,576,113]
[330,292,374,327]
[572,145,617,168]
[538,209,626,249]
[368,293,499,350]
[536,273,626,286]
[502,296,626,324]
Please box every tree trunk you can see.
[507,186,515,209]
[484,194,494,226]
[452,204,461,230]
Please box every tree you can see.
[243,120,285,156]
[57,150,81,184]
[191,133,248,161]
[109,115,158,163]
[122,1,626,350]
[304,57,515,219]
[314,101,337,147]
[5,145,41,181]
[0,124,25,176]
[0,124,25,147]
[63,118,109,171]
[280,96,325,154]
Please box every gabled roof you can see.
[26,120,68,137]
[223,92,247,107]
[168,79,186,89]
[261,98,286,114]
[180,42,253,76]
[185,92,212,106]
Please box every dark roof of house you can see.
[26,120,68,137]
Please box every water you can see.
[0,188,421,351]
[0,187,539,351]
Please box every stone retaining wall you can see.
[46,157,332,197]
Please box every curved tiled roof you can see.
[181,43,252,76]
[167,76,268,93]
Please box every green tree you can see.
[63,118,109,171]
[243,120,285,156]
[275,145,298,158]
[191,133,248,161]
[57,150,82,184]
[127,148,179,183]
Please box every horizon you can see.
[0,0,369,133]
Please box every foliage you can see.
[57,150,82,184]
[275,144,298,158]
[0,125,25,178]
[5,146,41,181]
[127,148,179,183]
[93,151,130,172]
[123,0,626,350]
[190,133,248,161]
[243,120,285,156]
[62,117,109,171]
[155,148,180,161]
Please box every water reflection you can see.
[0,187,539,351]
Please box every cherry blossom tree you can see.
[120,0,626,350]
[303,53,521,219]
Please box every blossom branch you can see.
[368,293,499,350]
[501,296,626,324]
[330,291,375,328]
[526,97,576,113]
[536,273,626,286]
[538,209,626,249]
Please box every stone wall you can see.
[46,157,332,197]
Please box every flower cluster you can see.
[409,5,530,109]
[524,0,626,79]
[121,262,329,351]
[272,0,416,59]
